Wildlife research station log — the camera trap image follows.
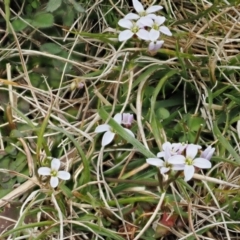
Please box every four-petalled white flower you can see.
[168,144,212,181]
[124,0,163,20]
[118,19,149,41]
[38,158,71,188]
[118,0,172,50]
[147,147,184,174]
[95,113,135,147]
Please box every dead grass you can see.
[0,0,240,239]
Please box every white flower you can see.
[118,19,149,41]
[38,158,71,188]
[147,29,164,52]
[122,113,134,127]
[95,113,135,146]
[200,146,215,160]
[158,142,188,157]
[124,0,163,20]
[168,144,211,181]
[141,16,172,39]
[147,148,184,174]
[152,16,172,36]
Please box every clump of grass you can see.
[0,0,240,239]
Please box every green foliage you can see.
[31,12,54,28]
[46,0,62,12]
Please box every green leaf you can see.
[46,0,62,12]
[10,129,24,138]
[69,0,84,12]
[48,125,90,187]
[224,93,240,105]
[132,65,160,89]
[83,222,125,240]
[5,145,17,155]
[31,0,39,8]
[98,108,156,158]
[156,107,170,120]
[12,18,29,31]
[32,13,54,28]
[150,70,179,121]
[36,109,52,160]
[40,43,62,54]
[187,115,205,132]
[213,122,240,163]
[63,5,75,26]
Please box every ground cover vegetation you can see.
[0,0,240,239]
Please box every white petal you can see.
[184,165,194,181]
[162,142,171,151]
[193,158,212,169]
[95,124,110,133]
[118,19,133,29]
[157,151,165,158]
[162,144,171,160]
[138,17,153,27]
[146,5,163,13]
[147,13,159,20]
[155,16,166,25]
[119,30,134,41]
[146,158,164,167]
[124,128,135,137]
[51,158,60,171]
[160,26,172,36]
[149,41,157,51]
[58,171,71,180]
[177,143,188,154]
[136,29,149,40]
[172,164,185,171]
[114,113,122,124]
[149,28,160,41]
[133,0,144,13]
[102,131,115,146]
[160,167,170,174]
[154,40,164,50]
[201,146,215,160]
[168,155,185,164]
[186,144,198,159]
[122,113,134,126]
[50,177,59,188]
[124,13,140,20]
[38,167,51,176]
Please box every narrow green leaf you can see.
[213,122,240,163]
[150,70,178,121]
[132,65,160,89]
[98,108,156,158]
[36,108,52,160]
[83,222,125,240]
[48,125,90,185]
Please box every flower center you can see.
[152,22,159,30]
[185,157,193,165]
[51,170,58,177]
[139,11,147,17]
[131,24,139,33]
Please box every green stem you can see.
[4,0,11,33]
[94,176,159,187]
[194,124,203,144]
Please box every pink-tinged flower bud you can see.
[122,113,134,127]
[200,146,215,160]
